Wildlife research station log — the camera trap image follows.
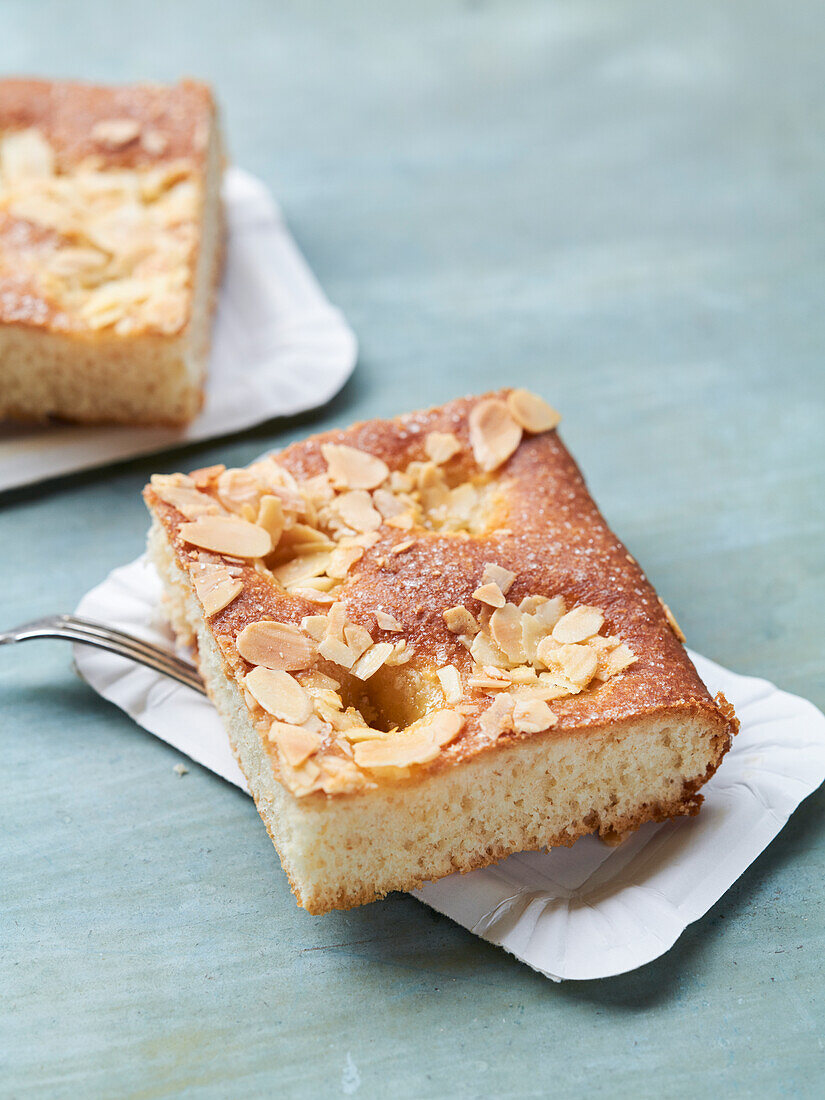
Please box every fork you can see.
[0,614,206,695]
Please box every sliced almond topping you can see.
[375,610,403,632]
[420,708,465,746]
[344,624,374,660]
[468,672,511,692]
[316,755,366,794]
[91,118,141,148]
[506,389,561,433]
[192,564,243,617]
[552,606,604,644]
[436,666,463,704]
[473,582,506,608]
[236,620,317,671]
[325,601,348,639]
[596,642,637,680]
[353,730,441,772]
[152,483,223,520]
[217,468,262,515]
[482,563,517,594]
[268,721,322,767]
[326,544,365,579]
[351,641,395,681]
[300,670,341,692]
[321,444,389,490]
[468,398,522,472]
[384,639,414,666]
[443,606,480,635]
[335,490,382,532]
[256,495,285,543]
[424,431,462,465]
[660,600,686,643]
[512,698,558,734]
[290,588,337,605]
[179,516,272,559]
[271,551,332,587]
[470,632,510,669]
[318,635,358,669]
[301,614,330,641]
[541,642,598,688]
[489,604,527,663]
[479,693,515,739]
[386,513,415,530]
[245,667,312,723]
[280,756,323,797]
[141,128,169,155]
[390,539,414,554]
[190,464,226,486]
[373,489,409,519]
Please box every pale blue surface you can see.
[2,2,825,1096]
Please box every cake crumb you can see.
[173,763,189,776]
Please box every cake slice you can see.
[0,78,223,426]
[144,390,737,913]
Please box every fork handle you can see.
[1,614,206,695]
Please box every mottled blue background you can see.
[1,1,823,1095]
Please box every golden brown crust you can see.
[144,390,736,796]
[0,77,214,170]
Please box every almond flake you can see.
[373,489,408,519]
[470,632,510,669]
[661,600,686,643]
[552,606,604,644]
[91,118,141,149]
[217,468,262,514]
[420,709,465,746]
[301,614,330,641]
[271,550,332,587]
[351,641,395,681]
[506,389,561,433]
[597,643,637,680]
[236,620,317,670]
[375,610,403,632]
[256,495,285,543]
[479,694,515,739]
[344,624,374,660]
[489,604,527,663]
[335,490,382,532]
[192,565,243,617]
[353,730,441,772]
[542,642,598,688]
[326,544,365,579]
[390,539,414,555]
[318,635,358,669]
[290,588,337,605]
[512,698,558,733]
[436,666,463,704]
[179,516,272,559]
[473,582,506,608]
[386,513,415,530]
[424,431,462,465]
[245,667,312,723]
[152,483,223,520]
[321,444,389,490]
[317,755,366,794]
[469,399,522,472]
[268,722,322,767]
[385,640,414,665]
[300,670,341,692]
[482,563,517,594]
[443,606,480,635]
